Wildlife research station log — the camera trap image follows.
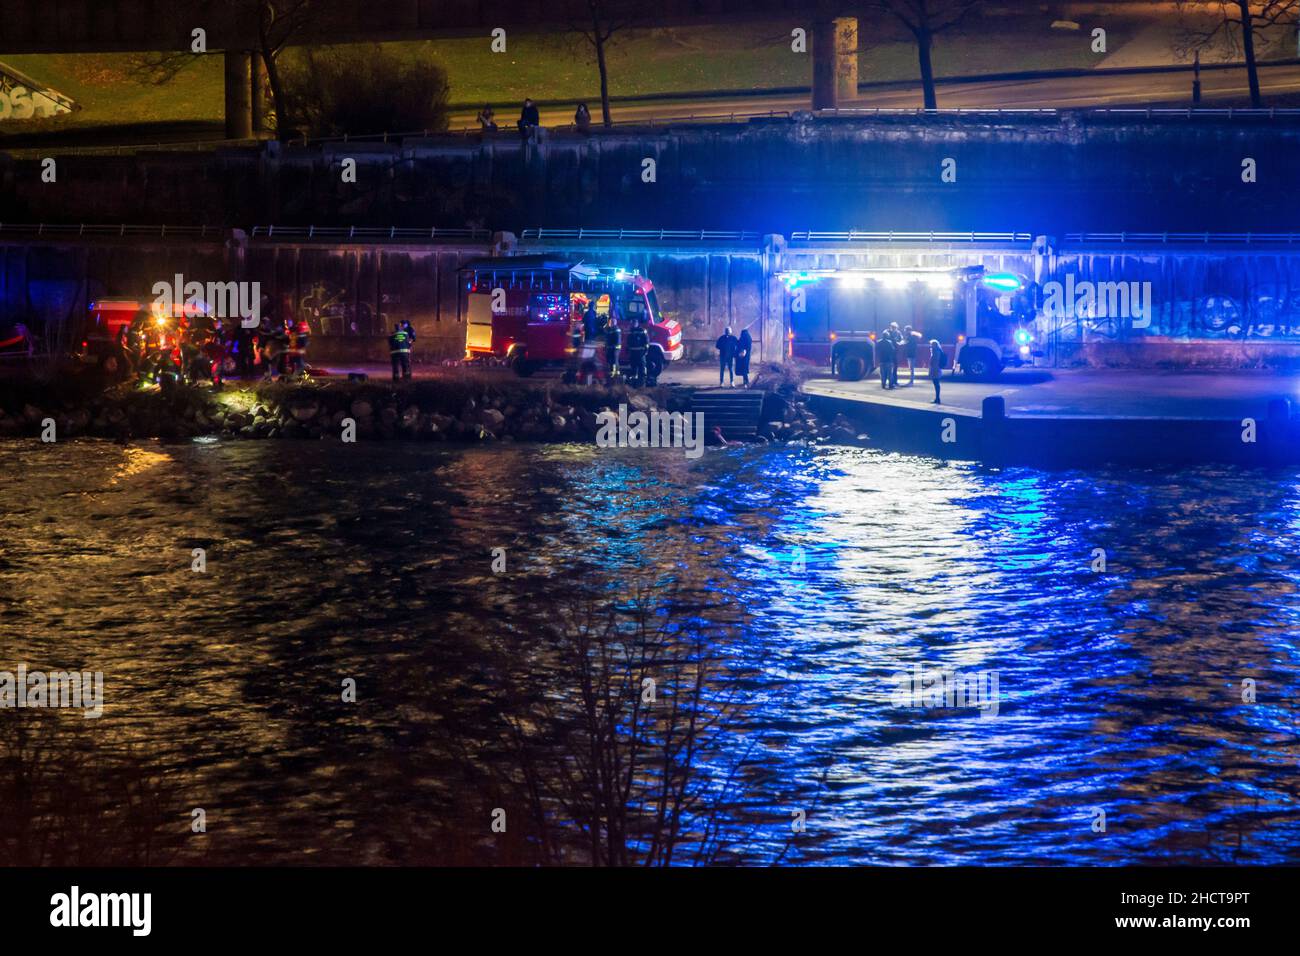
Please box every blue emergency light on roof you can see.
[983,273,1023,292]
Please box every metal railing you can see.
[249,225,491,241]
[522,228,762,242]
[0,222,222,238]
[1064,232,1300,244]
[790,230,1034,243]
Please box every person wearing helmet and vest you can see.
[626,315,649,387]
[602,305,623,381]
[389,322,412,381]
[286,318,310,378]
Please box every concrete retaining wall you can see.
[7,114,1300,233]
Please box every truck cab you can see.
[461,257,683,381]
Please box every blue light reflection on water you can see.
[3,439,1300,864]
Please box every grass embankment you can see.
[0,13,1120,148]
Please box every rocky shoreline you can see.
[0,367,857,446]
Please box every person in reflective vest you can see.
[389,323,412,381]
[626,316,649,387]
[603,308,622,381]
[567,314,585,383]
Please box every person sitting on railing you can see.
[574,102,591,132]
[518,98,540,141]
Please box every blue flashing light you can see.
[1015,328,1032,345]
[782,272,820,290]
[983,273,1023,292]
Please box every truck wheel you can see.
[510,353,536,377]
[961,347,1001,382]
[645,349,664,385]
[838,352,868,382]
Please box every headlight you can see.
[1015,329,1031,345]
[1019,345,1031,356]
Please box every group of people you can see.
[567,299,655,387]
[476,99,597,140]
[873,322,947,404]
[713,326,754,387]
[115,302,312,389]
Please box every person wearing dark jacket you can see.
[876,333,896,390]
[583,300,600,341]
[716,327,738,386]
[928,339,945,404]
[519,98,540,141]
[574,102,592,132]
[389,323,412,381]
[735,327,753,387]
[626,316,649,387]
[603,308,622,380]
[903,324,923,385]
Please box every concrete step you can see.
[689,388,765,438]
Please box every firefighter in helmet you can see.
[565,307,585,384]
[389,322,412,381]
[602,303,622,381]
[626,315,649,388]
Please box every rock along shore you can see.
[0,366,853,446]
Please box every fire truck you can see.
[75,297,212,379]
[779,265,1042,381]
[460,256,683,382]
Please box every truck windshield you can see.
[644,288,662,323]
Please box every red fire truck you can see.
[779,265,1042,382]
[460,257,683,382]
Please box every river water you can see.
[2,438,1299,865]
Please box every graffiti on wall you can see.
[0,65,75,121]
[1040,254,1300,342]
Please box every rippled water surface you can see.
[3,438,1300,865]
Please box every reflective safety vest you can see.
[389,330,411,354]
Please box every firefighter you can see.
[565,312,585,384]
[602,306,622,381]
[583,299,600,341]
[389,322,412,381]
[626,315,649,387]
[286,318,310,377]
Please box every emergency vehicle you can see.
[779,265,1042,381]
[76,298,214,379]
[460,256,683,381]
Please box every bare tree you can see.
[239,0,315,139]
[864,0,982,109]
[569,0,640,128]
[1174,1,1300,107]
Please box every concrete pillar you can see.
[250,51,265,134]
[224,50,252,139]
[812,17,858,110]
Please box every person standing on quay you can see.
[735,326,753,387]
[928,339,946,404]
[876,332,896,390]
[903,324,923,386]
[716,327,738,386]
